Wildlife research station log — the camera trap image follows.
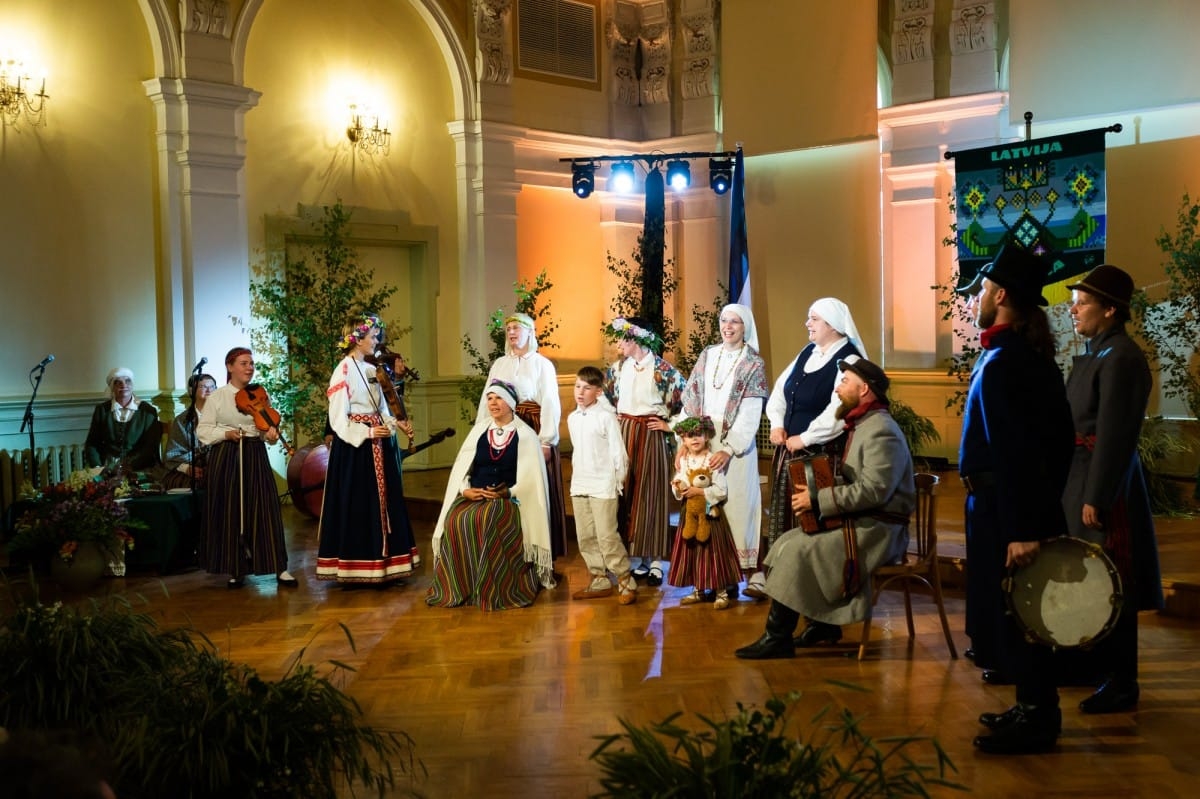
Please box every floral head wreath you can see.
[608,317,662,354]
[673,416,716,438]
[338,314,385,350]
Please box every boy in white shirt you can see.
[567,366,636,604]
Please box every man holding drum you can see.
[958,245,1075,755]
[1064,265,1163,714]
[734,355,915,660]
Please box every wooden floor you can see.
[7,470,1200,798]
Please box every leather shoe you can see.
[793,621,843,648]
[227,577,244,589]
[277,571,298,586]
[963,647,976,661]
[1079,679,1139,714]
[735,631,795,659]
[979,705,1062,734]
[973,706,1061,754]
[981,670,1013,685]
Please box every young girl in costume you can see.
[667,416,742,610]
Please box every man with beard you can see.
[959,244,1074,754]
[735,355,915,659]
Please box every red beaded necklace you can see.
[488,426,514,460]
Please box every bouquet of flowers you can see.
[6,468,142,564]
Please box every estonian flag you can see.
[728,145,750,308]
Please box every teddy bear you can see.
[674,466,720,543]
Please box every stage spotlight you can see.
[665,159,691,191]
[571,162,595,198]
[610,161,636,194]
[709,157,733,195]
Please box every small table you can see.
[125,492,201,573]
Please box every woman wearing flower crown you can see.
[316,314,420,585]
[477,312,566,560]
[429,379,556,609]
[668,416,742,609]
[676,304,769,596]
[603,316,686,587]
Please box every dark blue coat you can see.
[959,326,1074,671]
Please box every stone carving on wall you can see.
[474,0,513,86]
[892,0,934,66]
[608,6,641,106]
[639,24,670,106]
[680,1,716,100]
[183,0,230,38]
[949,1,995,55]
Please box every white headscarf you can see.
[720,303,760,352]
[808,298,868,360]
[485,379,519,410]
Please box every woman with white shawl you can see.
[429,380,556,609]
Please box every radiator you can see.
[1,444,88,522]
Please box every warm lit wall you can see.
[745,143,883,380]
[0,0,158,446]
[242,0,462,376]
[722,1,879,154]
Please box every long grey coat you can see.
[763,407,915,625]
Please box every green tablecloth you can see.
[125,492,201,573]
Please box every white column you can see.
[144,77,260,389]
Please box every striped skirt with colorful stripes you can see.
[425,496,541,610]
[200,437,288,578]
[617,415,674,559]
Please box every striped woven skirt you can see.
[617,415,674,559]
[425,496,540,610]
[667,511,742,591]
[316,416,420,583]
[200,437,288,577]
[515,401,567,559]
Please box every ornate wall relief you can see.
[182,0,231,38]
[475,0,513,86]
[949,1,995,55]
[892,0,933,66]
[680,0,716,100]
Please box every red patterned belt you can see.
[619,413,665,427]
[1075,433,1096,450]
[349,413,382,424]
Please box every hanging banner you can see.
[953,128,1107,302]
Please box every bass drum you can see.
[286,444,329,519]
[1003,536,1124,651]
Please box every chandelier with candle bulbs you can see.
[1,59,49,128]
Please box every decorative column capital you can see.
[474,0,513,86]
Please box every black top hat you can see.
[1066,264,1134,308]
[958,244,1051,306]
[837,355,890,404]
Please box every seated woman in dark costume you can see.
[426,379,556,610]
[83,367,162,472]
[160,373,217,490]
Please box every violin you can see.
[234,383,295,455]
[369,347,418,451]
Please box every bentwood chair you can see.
[857,473,958,661]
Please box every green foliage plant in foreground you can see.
[0,593,421,798]
[590,690,965,798]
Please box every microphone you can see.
[192,356,208,373]
[33,354,54,370]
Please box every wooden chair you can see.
[857,473,958,660]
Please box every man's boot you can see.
[735,601,800,659]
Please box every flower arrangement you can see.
[607,316,663,354]
[6,468,141,564]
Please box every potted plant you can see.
[5,468,140,590]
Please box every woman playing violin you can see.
[316,314,420,586]
[196,347,297,588]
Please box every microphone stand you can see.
[19,366,47,490]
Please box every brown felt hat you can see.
[1067,264,1134,308]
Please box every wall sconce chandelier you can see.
[346,105,390,156]
[1,59,49,127]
